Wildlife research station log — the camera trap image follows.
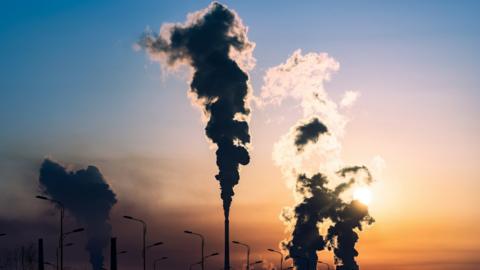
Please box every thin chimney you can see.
[110,238,117,270]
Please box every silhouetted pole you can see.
[267,249,283,270]
[36,196,64,270]
[124,216,147,270]
[232,240,250,270]
[38,238,45,270]
[152,257,168,270]
[56,243,74,268]
[110,238,117,270]
[184,230,205,270]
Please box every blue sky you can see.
[1,0,479,158]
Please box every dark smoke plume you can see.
[294,117,328,152]
[139,2,253,219]
[326,201,374,270]
[283,173,337,270]
[38,159,117,270]
[283,121,374,270]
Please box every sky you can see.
[1,0,479,269]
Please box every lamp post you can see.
[232,240,250,270]
[317,261,331,270]
[267,249,283,270]
[184,230,205,270]
[153,256,168,270]
[36,195,64,270]
[189,252,219,270]
[56,243,74,269]
[124,215,148,270]
[248,260,263,270]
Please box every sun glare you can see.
[353,187,373,205]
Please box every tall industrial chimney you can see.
[38,238,44,270]
[110,238,117,270]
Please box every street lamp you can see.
[267,249,283,270]
[124,215,148,270]
[118,251,128,255]
[36,195,64,270]
[56,243,74,269]
[0,233,6,237]
[317,261,331,270]
[189,252,219,270]
[153,256,168,270]
[184,230,205,270]
[249,260,263,270]
[146,242,163,249]
[232,240,250,270]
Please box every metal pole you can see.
[246,245,250,270]
[201,235,205,270]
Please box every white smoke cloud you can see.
[340,90,360,108]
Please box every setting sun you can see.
[353,187,373,205]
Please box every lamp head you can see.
[184,230,193,234]
[123,215,133,220]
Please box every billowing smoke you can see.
[262,50,378,269]
[327,201,374,270]
[138,2,254,222]
[38,159,117,270]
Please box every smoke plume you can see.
[38,159,117,270]
[138,2,254,220]
[326,200,374,270]
[294,118,329,152]
[262,50,377,270]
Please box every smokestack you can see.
[38,238,44,270]
[110,238,117,270]
[138,3,255,269]
[38,159,117,270]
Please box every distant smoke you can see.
[138,2,254,219]
[38,159,117,270]
[262,50,377,270]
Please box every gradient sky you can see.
[1,1,479,269]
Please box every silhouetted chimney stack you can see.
[110,238,117,270]
[38,238,44,270]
